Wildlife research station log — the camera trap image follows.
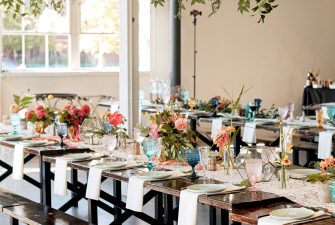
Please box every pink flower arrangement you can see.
[320,156,335,174]
[108,112,124,126]
[149,124,159,139]
[60,104,90,127]
[25,105,55,126]
[174,118,188,131]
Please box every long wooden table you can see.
[1,140,335,225]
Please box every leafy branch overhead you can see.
[152,0,278,23]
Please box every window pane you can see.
[102,35,119,68]
[102,0,120,33]
[3,14,22,31]
[80,0,100,33]
[139,0,150,71]
[24,5,69,33]
[25,35,45,68]
[80,35,99,68]
[2,35,22,70]
[49,35,69,68]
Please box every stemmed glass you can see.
[185,149,200,179]
[245,159,263,191]
[56,123,68,148]
[199,146,209,179]
[142,138,161,171]
[249,102,257,121]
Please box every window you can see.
[1,0,150,72]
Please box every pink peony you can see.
[36,105,44,111]
[36,110,46,120]
[25,110,34,121]
[149,124,159,139]
[69,107,79,116]
[81,104,90,116]
[174,118,188,131]
[108,112,124,126]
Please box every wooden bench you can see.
[0,188,91,225]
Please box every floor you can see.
[0,146,225,225]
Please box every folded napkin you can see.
[126,171,185,212]
[85,167,103,200]
[318,131,335,159]
[211,118,224,138]
[258,210,327,225]
[177,189,202,225]
[242,122,257,144]
[54,158,68,196]
[12,144,24,180]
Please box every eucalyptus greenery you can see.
[152,0,278,23]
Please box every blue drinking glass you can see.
[142,139,160,171]
[327,106,335,126]
[10,113,21,135]
[56,123,68,148]
[185,149,200,179]
[329,179,335,203]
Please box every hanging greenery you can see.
[152,0,278,23]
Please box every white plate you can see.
[270,208,314,220]
[137,171,173,180]
[0,134,23,141]
[94,161,128,169]
[289,169,319,179]
[62,153,93,161]
[187,184,225,193]
[19,140,49,147]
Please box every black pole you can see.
[169,0,181,92]
[190,10,202,99]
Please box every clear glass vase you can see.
[278,166,289,189]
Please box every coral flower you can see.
[174,118,188,131]
[108,112,124,126]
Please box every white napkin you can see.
[126,176,147,212]
[54,158,68,196]
[211,118,224,138]
[258,210,326,225]
[242,122,257,144]
[177,190,202,225]
[85,167,103,200]
[126,171,186,212]
[318,131,335,159]
[12,144,24,180]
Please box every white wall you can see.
[179,0,335,109]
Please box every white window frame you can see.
[0,0,151,75]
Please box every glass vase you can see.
[278,166,289,189]
[329,179,335,203]
[68,125,80,142]
[10,113,21,135]
[223,147,234,175]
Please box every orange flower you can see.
[281,155,291,166]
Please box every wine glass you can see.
[249,102,257,121]
[199,146,210,179]
[142,138,161,171]
[56,123,68,148]
[245,159,263,191]
[185,149,200,179]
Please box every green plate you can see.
[0,134,23,141]
[19,140,48,147]
[94,161,127,169]
[289,169,319,179]
[270,208,314,220]
[62,153,93,161]
[137,171,173,180]
[187,184,225,193]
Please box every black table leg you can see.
[40,157,51,207]
[231,222,241,225]
[221,209,229,225]
[293,148,300,165]
[88,199,98,224]
[71,169,78,207]
[233,127,242,157]
[10,218,18,225]
[113,180,122,220]
[210,206,216,225]
[155,192,163,221]
[163,194,173,225]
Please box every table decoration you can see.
[10,95,33,135]
[141,138,161,171]
[306,156,335,202]
[79,118,102,145]
[185,148,200,179]
[56,123,67,148]
[25,105,55,134]
[327,106,335,126]
[199,146,210,178]
[138,108,196,161]
[59,104,90,141]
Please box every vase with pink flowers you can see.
[25,105,55,134]
[138,109,196,161]
[59,105,90,141]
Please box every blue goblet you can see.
[56,123,68,148]
[185,149,200,179]
[142,139,160,171]
[327,106,335,126]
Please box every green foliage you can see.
[240,179,251,187]
[13,95,33,110]
[306,173,330,184]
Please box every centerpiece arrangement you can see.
[59,104,90,141]
[139,108,196,161]
[25,105,56,134]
